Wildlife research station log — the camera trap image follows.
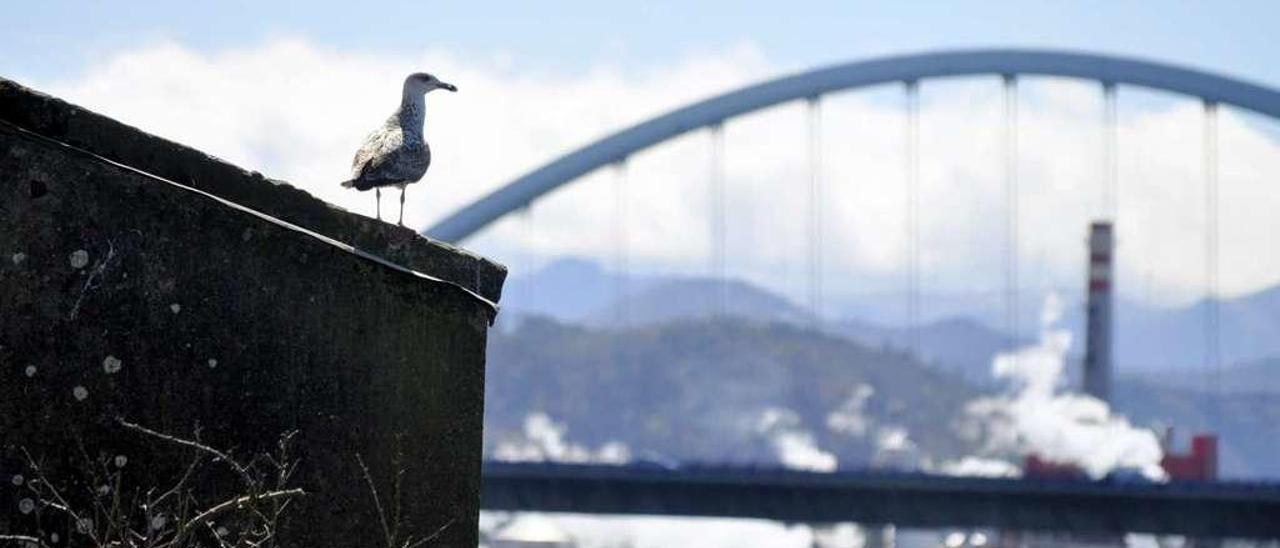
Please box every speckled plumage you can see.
[342,72,456,224]
[345,99,430,191]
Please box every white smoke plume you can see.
[492,412,631,464]
[959,293,1166,480]
[825,384,924,470]
[872,425,920,469]
[936,456,1021,478]
[757,407,837,472]
[825,383,875,437]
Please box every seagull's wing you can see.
[350,127,402,180]
[350,127,430,186]
[361,145,429,186]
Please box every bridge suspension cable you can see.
[1204,100,1221,424]
[905,81,921,355]
[807,96,824,324]
[1003,75,1020,352]
[1103,82,1118,220]
[709,123,727,317]
[612,160,630,328]
[519,203,536,316]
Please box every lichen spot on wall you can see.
[69,249,89,269]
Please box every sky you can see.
[5,1,1280,313]
[6,1,1280,83]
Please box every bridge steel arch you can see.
[425,49,1280,243]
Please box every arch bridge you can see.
[446,49,1280,535]
[426,48,1280,243]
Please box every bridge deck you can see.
[482,462,1280,538]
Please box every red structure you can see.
[1023,455,1086,479]
[1161,433,1218,481]
[1022,433,1218,482]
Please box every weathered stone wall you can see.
[0,78,504,302]
[0,78,504,546]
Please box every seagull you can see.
[341,72,457,225]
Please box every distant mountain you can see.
[587,277,814,327]
[832,289,1280,373]
[828,316,1024,387]
[502,258,819,328]
[830,291,1057,332]
[504,256,1280,373]
[1114,377,1280,478]
[491,258,1280,478]
[485,316,1280,478]
[500,257,632,323]
[583,274,1025,385]
[485,317,982,467]
[1124,357,1280,396]
[1099,286,1280,371]
[504,259,1038,385]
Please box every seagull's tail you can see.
[340,178,378,191]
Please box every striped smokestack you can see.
[1084,221,1114,403]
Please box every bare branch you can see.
[0,534,50,547]
[15,423,306,548]
[355,453,394,548]
[184,488,305,533]
[202,521,235,548]
[404,518,455,548]
[154,450,204,508]
[19,448,103,547]
[116,417,255,488]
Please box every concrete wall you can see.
[0,77,504,546]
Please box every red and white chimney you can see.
[1084,221,1114,404]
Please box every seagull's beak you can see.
[440,82,458,92]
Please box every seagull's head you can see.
[406,72,458,94]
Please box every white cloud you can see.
[39,39,1280,306]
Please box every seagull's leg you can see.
[375,188,381,220]
[398,186,406,226]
